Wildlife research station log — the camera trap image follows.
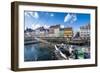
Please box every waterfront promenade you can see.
[24,37,89,45]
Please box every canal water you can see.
[24,43,55,61]
[24,43,90,62]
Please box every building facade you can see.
[24,28,35,38]
[59,28,64,37]
[49,25,60,37]
[35,27,49,37]
[64,27,73,40]
[80,24,90,40]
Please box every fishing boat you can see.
[54,43,71,60]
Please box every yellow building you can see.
[64,27,73,40]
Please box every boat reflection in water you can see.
[24,43,90,62]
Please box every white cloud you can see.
[33,12,39,19]
[70,14,77,23]
[25,12,32,17]
[61,25,64,28]
[64,13,77,24]
[64,13,72,22]
[44,24,50,29]
[24,12,30,17]
[25,12,39,19]
[30,24,49,30]
[31,24,41,30]
[45,13,54,17]
[24,26,27,30]
[24,24,40,30]
[50,13,54,17]
[28,12,33,17]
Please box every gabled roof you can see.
[64,27,73,30]
[50,24,60,28]
[36,27,49,31]
[80,24,90,29]
[24,28,35,33]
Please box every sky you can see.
[24,10,90,32]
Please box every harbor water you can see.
[24,43,90,62]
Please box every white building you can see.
[80,24,90,40]
[24,28,35,38]
[35,27,49,37]
[49,25,60,37]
